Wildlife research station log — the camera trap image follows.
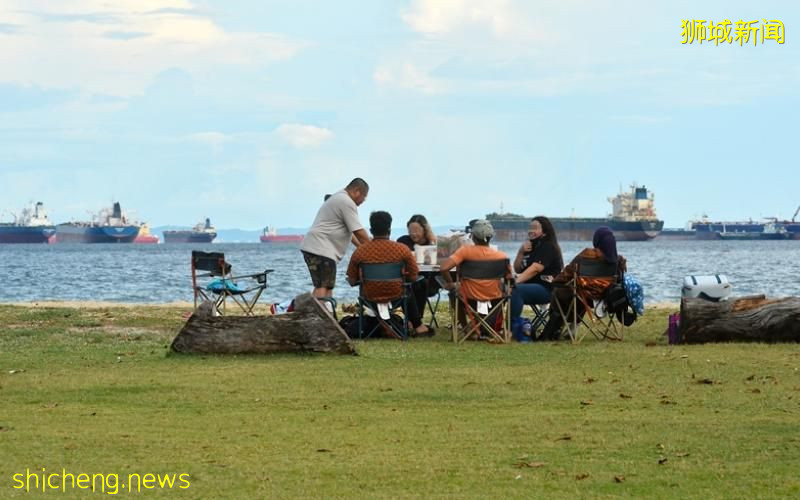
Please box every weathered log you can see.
[680,295,800,343]
[171,293,356,355]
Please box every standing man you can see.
[301,178,371,300]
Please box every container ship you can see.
[0,202,56,244]
[163,218,217,244]
[55,202,140,243]
[133,223,159,244]
[487,185,663,241]
[260,226,304,243]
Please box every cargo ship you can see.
[487,185,663,241]
[0,202,56,244]
[717,220,790,240]
[163,218,217,244]
[260,226,303,243]
[55,202,140,243]
[133,223,159,244]
[678,206,800,240]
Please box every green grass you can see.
[1,303,799,498]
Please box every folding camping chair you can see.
[552,257,624,343]
[451,258,512,344]
[356,262,412,340]
[191,251,273,316]
[527,302,550,339]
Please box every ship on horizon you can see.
[133,222,159,244]
[55,202,140,243]
[0,202,56,244]
[487,184,663,241]
[659,206,800,240]
[163,218,217,244]
[260,226,304,243]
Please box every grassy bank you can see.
[1,303,798,498]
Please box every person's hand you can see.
[521,241,533,253]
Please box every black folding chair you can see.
[528,302,550,339]
[357,262,412,340]
[451,258,512,344]
[552,257,623,343]
[191,251,273,316]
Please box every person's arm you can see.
[405,251,419,282]
[353,228,370,246]
[439,256,458,290]
[516,262,544,283]
[346,254,359,286]
[513,241,532,273]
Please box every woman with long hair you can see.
[510,216,564,342]
[397,214,437,336]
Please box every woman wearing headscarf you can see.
[538,226,626,341]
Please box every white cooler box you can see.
[681,275,732,301]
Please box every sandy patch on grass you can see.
[1,301,194,309]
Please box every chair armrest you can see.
[229,270,274,281]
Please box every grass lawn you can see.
[1,303,799,498]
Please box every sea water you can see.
[1,240,798,305]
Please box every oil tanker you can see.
[55,202,139,243]
[487,185,663,241]
[0,202,56,244]
[260,226,303,243]
[163,218,217,244]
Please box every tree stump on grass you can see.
[171,293,356,355]
[680,295,800,343]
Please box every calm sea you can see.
[1,241,798,305]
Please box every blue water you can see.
[1,241,798,305]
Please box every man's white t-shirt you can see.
[300,190,364,262]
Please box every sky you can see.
[1,0,798,229]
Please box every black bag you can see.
[338,313,405,339]
[604,280,637,326]
[338,314,361,339]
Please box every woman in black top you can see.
[397,214,436,251]
[510,216,564,341]
[397,214,438,336]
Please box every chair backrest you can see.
[359,262,405,282]
[458,259,509,280]
[576,257,618,279]
[192,251,231,276]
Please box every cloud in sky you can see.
[276,124,334,149]
[0,0,306,96]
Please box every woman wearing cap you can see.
[510,216,563,342]
[539,226,627,341]
[397,214,438,336]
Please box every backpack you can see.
[623,274,645,316]
[603,274,639,327]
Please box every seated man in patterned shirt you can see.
[346,211,434,337]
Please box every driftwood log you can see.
[680,295,800,343]
[171,293,356,355]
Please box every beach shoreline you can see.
[0,300,682,310]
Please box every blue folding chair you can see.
[191,251,273,316]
